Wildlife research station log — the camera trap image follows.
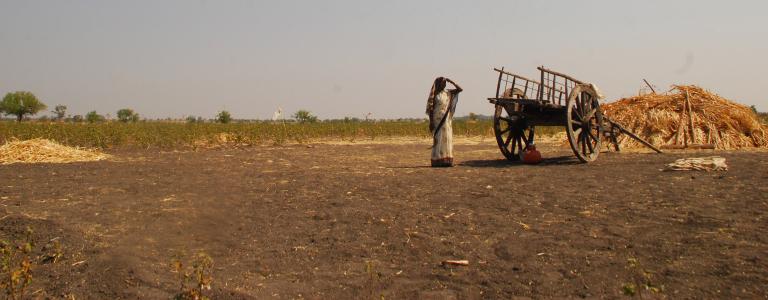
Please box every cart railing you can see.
[537,66,582,107]
[493,66,584,107]
[494,68,542,100]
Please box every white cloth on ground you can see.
[664,156,727,171]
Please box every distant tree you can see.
[52,105,67,121]
[0,91,47,122]
[216,110,232,124]
[186,116,205,123]
[85,111,105,123]
[293,110,318,123]
[343,116,361,123]
[116,108,140,122]
[468,112,478,122]
[72,115,84,122]
[751,105,758,114]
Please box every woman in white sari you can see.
[426,77,463,167]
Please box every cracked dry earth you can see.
[1,141,766,299]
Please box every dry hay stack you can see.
[0,138,110,164]
[603,85,767,150]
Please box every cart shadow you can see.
[459,155,581,168]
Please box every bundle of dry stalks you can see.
[0,138,110,164]
[603,85,767,150]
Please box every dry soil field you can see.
[1,141,766,299]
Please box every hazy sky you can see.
[1,1,766,119]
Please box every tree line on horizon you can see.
[0,90,564,125]
[0,91,325,124]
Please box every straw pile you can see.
[603,85,767,150]
[0,139,110,164]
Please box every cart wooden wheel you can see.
[494,89,534,161]
[566,85,603,162]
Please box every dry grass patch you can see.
[603,85,767,150]
[0,138,110,164]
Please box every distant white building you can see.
[272,107,283,121]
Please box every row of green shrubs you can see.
[0,120,499,149]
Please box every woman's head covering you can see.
[426,77,447,115]
[433,77,447,94]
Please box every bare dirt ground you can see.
[1,141,766,299]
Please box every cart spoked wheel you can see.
[566,85,603,162]
[494,89,534,161]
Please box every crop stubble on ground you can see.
[0,142,766,299]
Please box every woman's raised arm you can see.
[446,78,463,93]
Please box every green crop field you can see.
[0,120,479,149]
[0,120,565,149]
